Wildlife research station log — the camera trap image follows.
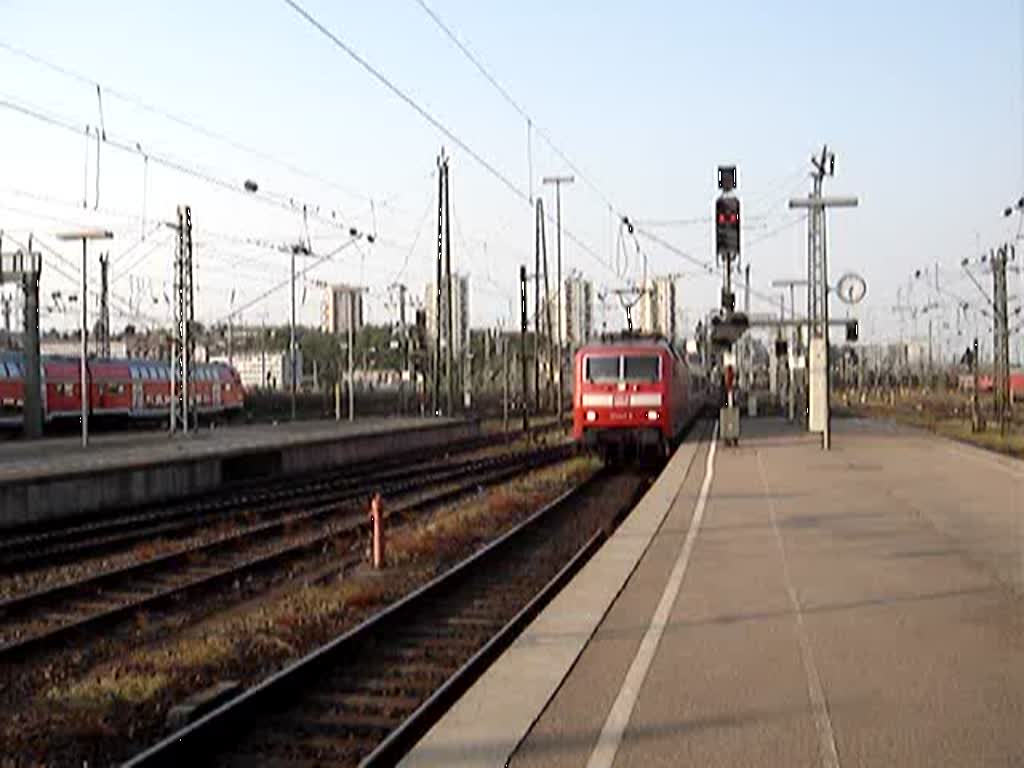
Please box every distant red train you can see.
[958,373,1024,394]
[572,335,711,460]
[0,352,245,430]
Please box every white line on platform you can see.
[757,451,841,768]
[585,424,718,768]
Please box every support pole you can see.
[520,265,529,432]
[444,157,454,416]
[992,247,1003,428]
[290,244,297,421]
[184,207,193,432]
[539,199,554,408]
[99,252,110,358]
[398,284,408,415]
[228,293,234,367]
[502,332,509,433]
[542,175,574,423]
[1,244,43,438]
[993,245,1012,434]
[434,152,444,416]
[972,336,981,432]
[22,254,41,438]
[81,237,88,446]
[170,330,176,432]
[534,202,541,413]
[821,213,831,451]
[555,185,563,422]
[348,298,355,422]
[789,147,858,449]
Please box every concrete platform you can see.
[402,418,1024,767]
[0,417,478,529]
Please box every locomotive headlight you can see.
[646,410,660,421]
[585,410,597,422]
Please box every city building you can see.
[40,338,129,358]
[216,349,302,391]
[638,276,678,340]
[424,275,470,356]
[560,275,594,347]
[320,284,364,335]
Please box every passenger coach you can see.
[0,353,245,431]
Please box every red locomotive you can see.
[0,352,245,431]
[572,334,709,460]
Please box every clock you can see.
[836,273,867,305]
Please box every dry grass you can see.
[17,454,597,767]
[264,578,387,638]
[130,538,180,563]
[388,456,598,567]
[40,578,390,715]
[57,671,172,710]
[46,631,235,710]
[927,419,1024,457]
[849,390,1024,459]
[39,456,596,715]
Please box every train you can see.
[958,372,1024,395]
[572,334,714,460]
[0,352,245,431]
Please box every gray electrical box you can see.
[720,405,740,445]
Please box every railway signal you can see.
[717,165,737,192]
[710,312,749,349]
[715,196,741,258]
[715,164,744,446]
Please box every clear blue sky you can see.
[0,0,1020,354]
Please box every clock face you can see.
[836,273,867,305]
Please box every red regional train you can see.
[572,334,712,460]
[0,352,245,431]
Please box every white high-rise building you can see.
[320,285,364,335]
[638,276,677,340]
[424,275,470,355]
[560,276,593,347]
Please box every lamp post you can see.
[57,228,113,447]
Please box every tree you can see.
[300,329,344,387]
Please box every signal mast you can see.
[713,165,747,445]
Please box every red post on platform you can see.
[369,493,385,569]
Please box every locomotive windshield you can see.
[585,356,619,383]
[623,355,660,382]
[584,354,661,383]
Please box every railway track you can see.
[0,424,560,572]
[0,443,574,663]
[124,466,650,768]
